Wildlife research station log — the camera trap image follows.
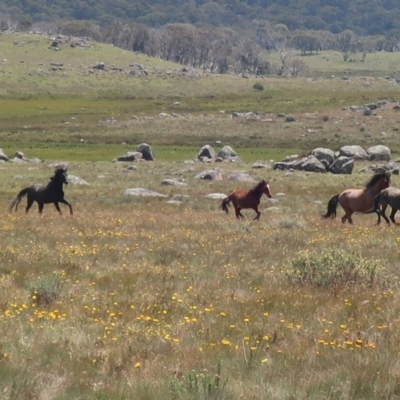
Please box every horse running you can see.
[371,187,400,225]
[9,168,73,215]
[322,172,390,224]
[221,179,272,220]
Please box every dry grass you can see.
[1,162,400,399]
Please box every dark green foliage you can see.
[253,82,264,91]
[2,0,400,37]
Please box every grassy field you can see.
[1,32,400,399]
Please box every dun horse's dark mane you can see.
[250,180,265,197]
[365,172,390,188]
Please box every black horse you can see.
[9,168,73,215]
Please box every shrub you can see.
[363,108,372,116]
[26,274,61,306]
[169,363,228,400]
[252,82,264,91]
[285,114,296,122]
[287,249,380,290]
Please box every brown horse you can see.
[9,168,73,215]
[322,172,390,224]
[221,179,272,220]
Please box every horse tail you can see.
[322,194,339,219]
[9,187,29,212]
[221,196,231,214]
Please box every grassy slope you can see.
[1,33,400,162]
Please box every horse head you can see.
[53,168,68,185]
[381,172,391,189]
[261,179,272,198]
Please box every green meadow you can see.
[1,33,400,399]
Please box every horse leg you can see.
[38,203,44,215]
[233,204,241,219]
[253,206,261,220]
[54,202,62,215]
[59,199,73,215]
[341,205,353,224]
[380,204,390,224]
[389,208,397,224]
[25,197,34,214]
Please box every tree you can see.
[336,29,356,61]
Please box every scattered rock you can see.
[123,188,167,197]
[227,173,256,182]
[252,160,269,169]
[113,152,142,162]
[161,178,187,186]
[205,193,228,199]
[67,175,89,185]
[122,165,138,172]
[195,169,223,180]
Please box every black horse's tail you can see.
[322,194,339,219]
[9,187,29,212]
[221,196,231,214]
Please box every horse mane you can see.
[49,168,66,182]
[365,172,390,188]
[250,180,266,197]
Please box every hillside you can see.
[2,0,400,37]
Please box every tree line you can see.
[6,18,396,77]
[1,0,400,38]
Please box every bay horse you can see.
[9,168,73,215]
[221,179,272,220]
[371,187,400,225]
[322,172,390,224]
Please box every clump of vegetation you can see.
[287,249,380,290]
[253,82,264,91]
[322,115,329,121]
[285,114,296,122]
[26,274,61,306]
[169,364,227,400]
[363,108,372,116]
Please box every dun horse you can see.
[9,168,73,215]
[371,187,400,225]
[221,179,272,220]
[322,172,390,224]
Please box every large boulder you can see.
[136,143,154,161]
[297,155,327,173]
[366,145,391,161]
[330,156,354,174]
[217,145,238,160]
[339,145,368,160]
[197,145,215,161]
[311,148,335,165]
[0,148,8,162]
